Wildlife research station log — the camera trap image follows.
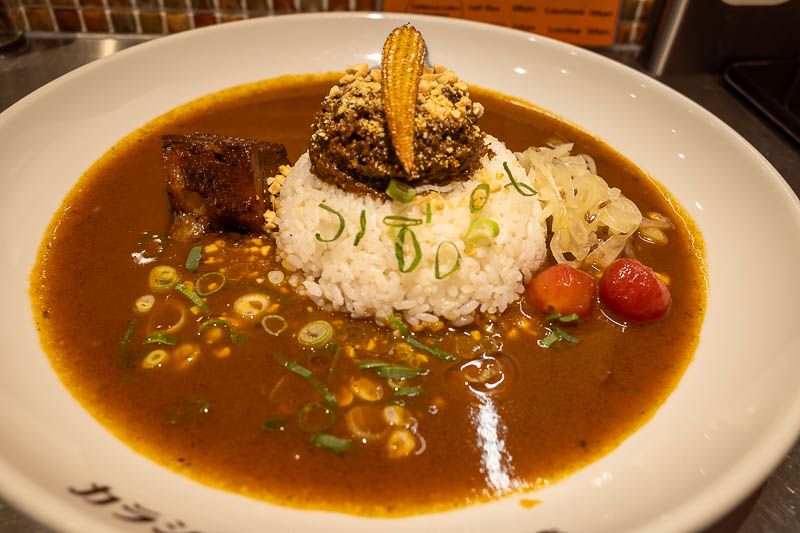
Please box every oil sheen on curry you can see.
[32,27,706,516]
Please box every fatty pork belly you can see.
[161,133,289,241]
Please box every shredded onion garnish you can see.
[283,360,338,407]
[267,270,285,285]
[425,202,432,223]
[517,143,642,270]
[387,314,456,361]
[174,282,210,315]
[144,333,178,345]
[142,349,169,369]
[310,432,350,453]
[315,203,345,242]
[149,265,180,291]
[298,401,335,433]
[135,295,154,313]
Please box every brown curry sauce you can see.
[31,74,706,515]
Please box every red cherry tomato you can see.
[599,258,671,323]
[526,264,596,319]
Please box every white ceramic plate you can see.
[2,12,799,533]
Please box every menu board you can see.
[382,0,620,47]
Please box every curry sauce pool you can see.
[31,73,706,515]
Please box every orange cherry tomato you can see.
[526,264,596,319]
[599,258,671,323]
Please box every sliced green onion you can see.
[164,400,209,426]
[142,349,169,369]
[554,327,580,343]
[261,314,288,336]
[298,320,334,346]
[353,209,366,246]
[538,331,560,349]
[395,226,422,273]
[357,361,391,369]
[310,432,350,453]
[383,215,423,227]
[174,282,210,315]
[502,161,537,196]
[538,327,581,348]
[283,360,338,407]
[149,265,180,291]
[386,179,416,203]
[267,270,285,284]
[435,241,461,279]
[470,183,491,212]
[394,386,424,397]
[376,366,425,379]
[236,284,293,307]
[118,319,136,367]
[315,204,345,242]
[198,318,244,344]
[559,313,580,324]
[196,272,226,296]
[387,314,457,361]
[425,203,432,223]
[143,333,178,345]
[465,217,500,250]
[298,402,335,433]
[262,417,286,432]
[134,295,155,313]
[185,245,202,272]
[322,342,341,375]
[544,312,561,321]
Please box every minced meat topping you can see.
[308,63,488,196]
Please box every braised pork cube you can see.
[161,134,289,241]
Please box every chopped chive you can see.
[164,400,209,426]
[298,320,334,347]
[298,402,335,433]
[283,360,338,407]
[310,432,350,453]
[315,203,345,242]
[117,319,136,367]
[470,183,491,212]
[386,179,416,203]
[559,313,581,324]
[357,361,391,369]
[435,241,461,279]
[554,327,580,343]
[196,271,226,296]
[143,333,177,345]
[383,215,423,227]
[395,226,422,273]
[394,386,424,397]
[262,417,286,432]
[175,282,210,315]
[503,161,537,196]
[387,314,457,361]
[185,245,202,272]
[261,314,287,336]
[353,209,366,246]
[425,203,432,223]
[465,217,500,250]
[376,366,425,379]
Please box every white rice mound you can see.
[275,136,546,327]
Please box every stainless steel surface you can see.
[1,34,799,533]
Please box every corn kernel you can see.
[204,244,218,253]
[470,330,481,340]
